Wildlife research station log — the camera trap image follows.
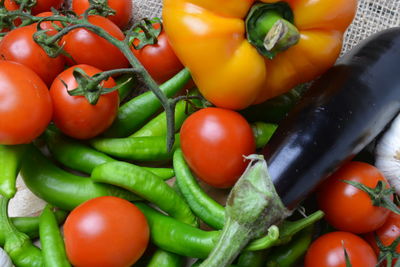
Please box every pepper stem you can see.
[246,2,299,59]
[264,19,300,53]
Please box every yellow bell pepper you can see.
[163,0,357,109]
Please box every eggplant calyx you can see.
[342,180,400,214]
[199,155,291,267]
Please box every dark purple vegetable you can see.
[264,27,400,209]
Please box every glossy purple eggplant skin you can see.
[263,27,400,209]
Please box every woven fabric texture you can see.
[132,0,400,53]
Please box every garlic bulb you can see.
[375,113,400,196]
[0,247,13,267]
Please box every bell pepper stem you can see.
[246,3,299,59]
[264,19,300,53]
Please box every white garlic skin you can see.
[375,114,400,196]
[0,247,13,267]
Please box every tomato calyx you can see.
[13,0,36,11]
[81,0,115,18]
[128,18,162,50]
[375,234,400,267]
[65,67,136,104]
[342,180,400,215]
[342,243,353,267]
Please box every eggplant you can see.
[264,27,400,209]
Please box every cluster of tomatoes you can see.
[0,0,183,145]
[305,161,400,267]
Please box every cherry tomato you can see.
[72,0,132,29]
[305,231,377,267]
[131,23,184,84]
[50,64,119,139]
[364,212,400,266]
[317,161,392,234]
[5,0,63,15]
[0,61,52,145]
[64,196,149,267]
[0,24,65,86]
[61,15,129,71]
[36,12,63,37]
[180,107,256,188]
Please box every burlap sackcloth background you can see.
[10,0,400,216]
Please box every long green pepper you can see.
[90,134,180,161]
[173,149,225,229]
[0,210,68,245]
[266,225,314,267]
[39,205,71,267]
[0,145,25,198]
[20,145,140,211]
[0,196,43,267]
[135,203,323,259]
[104,68,191,137]
[44,128,175,179]
[146,249,183,267]
[91,161,198,226]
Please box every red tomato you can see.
[0,61,52,145]
[305,231,377,267]
[72,0,132,29]
[36,12,63,37]
[0,24,65,86]
[131,23,184,84]
[4,0,63,15]
[317,161,392,234]
[180,107,255,188]
[64,196,149,267]
[61,15,129,71]
[50,64,119,139]
[364,212,400,266]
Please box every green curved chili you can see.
[135,203,323,259]
[105,68,191,137]
[44,128,174,180]
[20,145,140,211]
[90,134,180,161]
[0,145,25,198]
[0,196,43,267]
[91,161,198,227]
[173,148,225,229]
[39,205,71,267]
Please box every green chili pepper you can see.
[116,74,136,102]
[39,205,71,267]
[135,203,323,259]
[236,250,268,267]
[131,99,192,138]
[0,145,25,198]
[44,128,175,180]
[240,84,308,123]
[90,134,180,161]
[193,251,267,267]
[0,210,68,246]
[20,145,140,211]
[147,249,183,267]
[173,148,225,229]
[91,161,198,226]
[105,68,191,137]
[0,196,43,267]
[251,122,278,149]
[266,225,314,267]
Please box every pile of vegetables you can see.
[0,0,400,266]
